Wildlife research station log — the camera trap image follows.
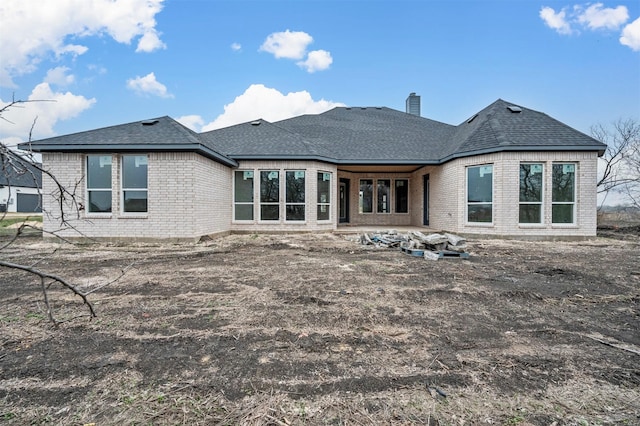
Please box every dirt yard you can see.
[1,229,639,425]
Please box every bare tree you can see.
[1,98,126,325]
[592,118,640,208]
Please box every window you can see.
[260,170,280,220]
[234,171,254,220]
[467,165,493,223]
[552,163,576,224]
[395,179,408,213]
[86,155,112,213]
[121,155,148,213]
[286,171,305,221]
[377,179,391,213]
[519,163,543,224]
[317,172,331,221]
[359,179,373,213]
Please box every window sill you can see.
[85,213,112,219]
[465,223,494,228]
[551,224,578,228]
[119,214,148,219]
[518,224,546,228]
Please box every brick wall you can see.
[428,152,600,238]
[41,151,600,240]
[42,152,232,240]
[337,171,414,227]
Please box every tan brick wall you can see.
[230,160,338,232]
[337,171,414,227]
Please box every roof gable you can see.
[444,99,606,160]
[19,116,237,167]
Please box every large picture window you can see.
[286,170,305,221]
[359,179,373,213]
[260,170,280,220]
[395,179,408,213]
[519,163,543,224]
[121,155,148,213]
[234,171,254,220]
[467,165,493,223]
[317,172,331,221]
[86,155,112,213]
[377,179,391,213]
[552,163,576,224]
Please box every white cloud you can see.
[136,29,166,53]
[620,17,640,51]
[126,72,173,98]
[176,115,204,132]
[200,84,345,131]
[0,0,165,87]
[260,30,313,59]
[540,3,639,51]
[259,30,334,73]
[577,3,628,30]
[44,67,75,87]
[231,42,242,52]
[0,83,96,141]
[540,6,573,35]
[297,50,333,73]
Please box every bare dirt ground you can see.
[1,228,639,425]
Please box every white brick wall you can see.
[41,151,600,240]
[230,160,338,233]
[42,152,231,240]
[429,152,599,238]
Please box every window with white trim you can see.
[86,155,112,213]
[121,155,148,213]
[467,164,493,223]
[317,172,331,221]
[519,163,543,224]
[552,163,576,224]
[285,170,305,221]
[234,170,254,220]
[260,170,280,220]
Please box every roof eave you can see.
[442,145,607,164]
[17,143,238,168]
[228,154,440,166]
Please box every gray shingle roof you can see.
[21,100,606,166]
[19,116,237,167]
[1,151,42,189]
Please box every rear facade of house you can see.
[22,97,606,240]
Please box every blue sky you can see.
[0,0,638,149]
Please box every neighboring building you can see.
[0,151,42,213]
[19,98,606,240]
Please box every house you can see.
[19,97,607,240]
[0,151,42,213]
